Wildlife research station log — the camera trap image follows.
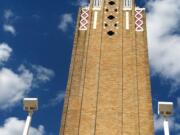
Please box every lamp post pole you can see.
[163,118,170,135]
[23,112,33,135]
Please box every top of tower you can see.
[89,0,136,10]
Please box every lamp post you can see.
[23,98,38,135]
[158,102,173,135]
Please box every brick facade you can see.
[59,0,154,135]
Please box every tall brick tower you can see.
[59,0,154,135]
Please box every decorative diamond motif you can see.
[108,15,115,20]
[109,1,115,5]
[135,8,144,32]
[79,7,89,31]
[136,20,142,25]
[107,31,115,36]
[136,14,141,18]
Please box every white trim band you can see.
[93,11,98,29]
[125,12,129,30]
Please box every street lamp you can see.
[158,101,173,135]
[23,98,38,135]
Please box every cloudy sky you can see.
[0,0,180,135]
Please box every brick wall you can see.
[59,0,154,135]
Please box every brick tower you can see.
[59,0,154,135]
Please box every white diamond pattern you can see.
[135,9,144,32]
[79,7,89,31]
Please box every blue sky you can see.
[0,0,180,135]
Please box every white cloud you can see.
[0,43,12,64]
[0,117,45,135]
[58,13,73,32]
[32,65,55,83]
[154,114,180,135]
[3,9,16,35]
[77,0,89,6]
[71,0,89,7]
[154,114,164,132]
[3,24,16,35]
[4,9,13,20]
[0,67,33,110]
[53,91,65,103]
[154,114,174,132]
[43,90,65,108]
[0,64,54,110]
[147,0,180,92]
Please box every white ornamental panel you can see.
[135,8,144,32]
[123,0,132,10]
[93,0,102,10]
[79,7,89,31]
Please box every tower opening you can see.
[107,31,115,36]
[109,1,115,5]
[108,15,115,20]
